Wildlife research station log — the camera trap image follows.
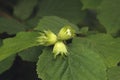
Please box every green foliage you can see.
[0,55,15,74]
[37,38,107,80]
[0,32,39,61]
[36,0,85,24]
[97,0,120,34]
[14,0,38,20]
[108,66,120,80]
[80,0,102,9]
[0,17,26,34]
[79,27,89,34]
[0,0,120,80]
[0,36,15,74]
[35,16,79,34]
[18,46,43,62]
[87,34,120,67]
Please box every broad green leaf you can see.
[0,32,39,61]
[18,46,43,62]
[87,34,120,67]
[0,55,15,74]
[108,66,120,80]
[81,0,102,9]
[97,0,120,34]
[1,39,15,74]
[37,38,107,80]
[14,0,38,20]
[0,17,26,34]
[35,16,79,34]
[36,0,85,24]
